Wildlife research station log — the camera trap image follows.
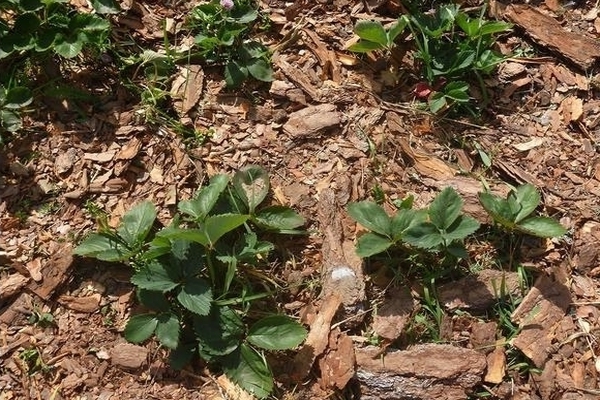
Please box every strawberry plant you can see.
[408,4,511,110]
[479,184,567,238]
[348,187,480,259]
[74,166,307,398]
[348,4,512,114]
[0,0,115,143]
[0,0,113,60]
[186,0,273,87]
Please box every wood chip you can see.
[28,243,73,300]
[560,96,584,122]
[0,273,30,301]
[438,270,521,311]
[470,321,498,350]
[54,148,78,175]
[110,343,148,369]
[57,293,102,313]
[494,159,545,187]
[319,187,365,316]
[283,104,340,139]
[25,258,42,282]
[485,347,506,384]
[550,64,578,86]
[115,137,142,160]
[215,375,255,400]
[544,0,562,12]
[275,57,319,100]
[303,28,342,83]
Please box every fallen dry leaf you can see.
[336,51,358,66]
[149,165,164,184]
[398,138,456,180]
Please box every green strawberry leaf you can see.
[404,222,444,249]
[203,214,249,247]
[516,217,567,238]
[247,315,306,350]
[354,20,388,47]
[124,313,158,344]
[253,206,305,231]
[155,313,180,350]
[117,201,156,247]
[356,232,394,258]
[222,344,273,399]
[178,174,229,221]
[347,201,392,237]
[177,278,212,315]
[443,215,480,241]
[194,306,244,359]
[513,184,540,223]
[429,187,463,230]
[391,209,427,241]
[131,260,180,292]
[74,233,131,262]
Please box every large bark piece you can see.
[511,274,571,367]
[318,187,366,319]
[356,344,486,400]
[505,5,600,70]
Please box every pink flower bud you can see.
[220,0,234,10]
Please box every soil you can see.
[2,0,600,399]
